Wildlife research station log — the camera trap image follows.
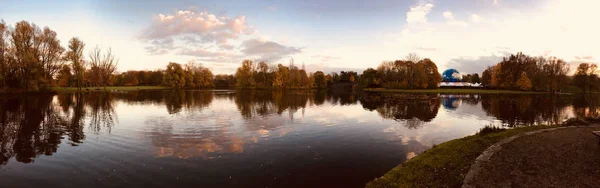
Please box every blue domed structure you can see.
[442,69,461,82]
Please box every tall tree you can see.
[163,62,186,88]
[38,27,65,83]
[404,52,422,63]
[313,71,327,89]
[88,46,118,89]
[65,37,86,90]
[471,73,480,83]
[481,67,493,86]
[235,60,255,88]
[0,20,8,90]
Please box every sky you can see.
[1,0,598,74]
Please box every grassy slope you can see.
[363,88,543,94]
[51,86,171,92]
[366,125,556,188]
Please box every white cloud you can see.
[378,0,600,73]
[442,11,468,27]
[141,10,253,42]
[443,11,453,20]
[240,38,302,62]
[471,14,482,23]
[140,9,302,65]
[406,2,434,24]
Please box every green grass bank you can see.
[366,125,558,188]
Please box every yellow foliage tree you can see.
[516,72,532,91]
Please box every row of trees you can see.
[574,63,600,93]
[480,52,571,91]
[358,54,442,89]
[231,59,359,89]
[0,20,118,91]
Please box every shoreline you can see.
[366,125,562,188]
[363,88,550,94]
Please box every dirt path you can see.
[469,126,600,188]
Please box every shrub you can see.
[477,125,506,135]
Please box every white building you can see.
[439,82,483,87]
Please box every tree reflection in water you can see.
[360,93,440,129]
[0,93,117,165]
[2,90,600,165]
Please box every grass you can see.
[363,88,544,94]
[366,125,558,188]
[51,86,171,92]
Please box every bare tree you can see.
[89,46,118,89]
[404,52,422,63]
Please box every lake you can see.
[0,90,597,187]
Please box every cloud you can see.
[145,37,175,55]
[381,0,600,74]
[140,9,303,66]
[141,10,253,41]
[470,14,482,23]
[240,38,302,62]
[442,11,467,27]
[311,55,342,62]
[446,54,507,74]
[406,2,434,24]
[140,9,254,55]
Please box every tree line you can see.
[2,20,598,93]
[479,52,600,93]
[0,20,118,92]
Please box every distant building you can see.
[442,69,461,82]
[440,68,482,87]
[439,82,483,87]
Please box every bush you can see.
[477,125,506,136]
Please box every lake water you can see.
[0,90,597,187]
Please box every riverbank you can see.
[51,86,171,92]
[363,88,544,94]
[465,125,600,187]
[366,125,560,188]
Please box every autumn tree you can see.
[574,63,598,93]
[88,46,118,89]
[235,60,255,88]
[9,21,65,91]
[65,37,86,90]
[471,73,480,83]
[38,27,65,83]
[163,62,186,88]
[358,68,380,88]
[0,20,8,90]
[313,71,327,89]
[273,64,289,88]
[516,72,532,90]
[184,61,213,88]
[481,68,492,86]
[214,74,236,88]
[56,64,72,87]
[420,58,442,89]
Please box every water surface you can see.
[0,90,597,187]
